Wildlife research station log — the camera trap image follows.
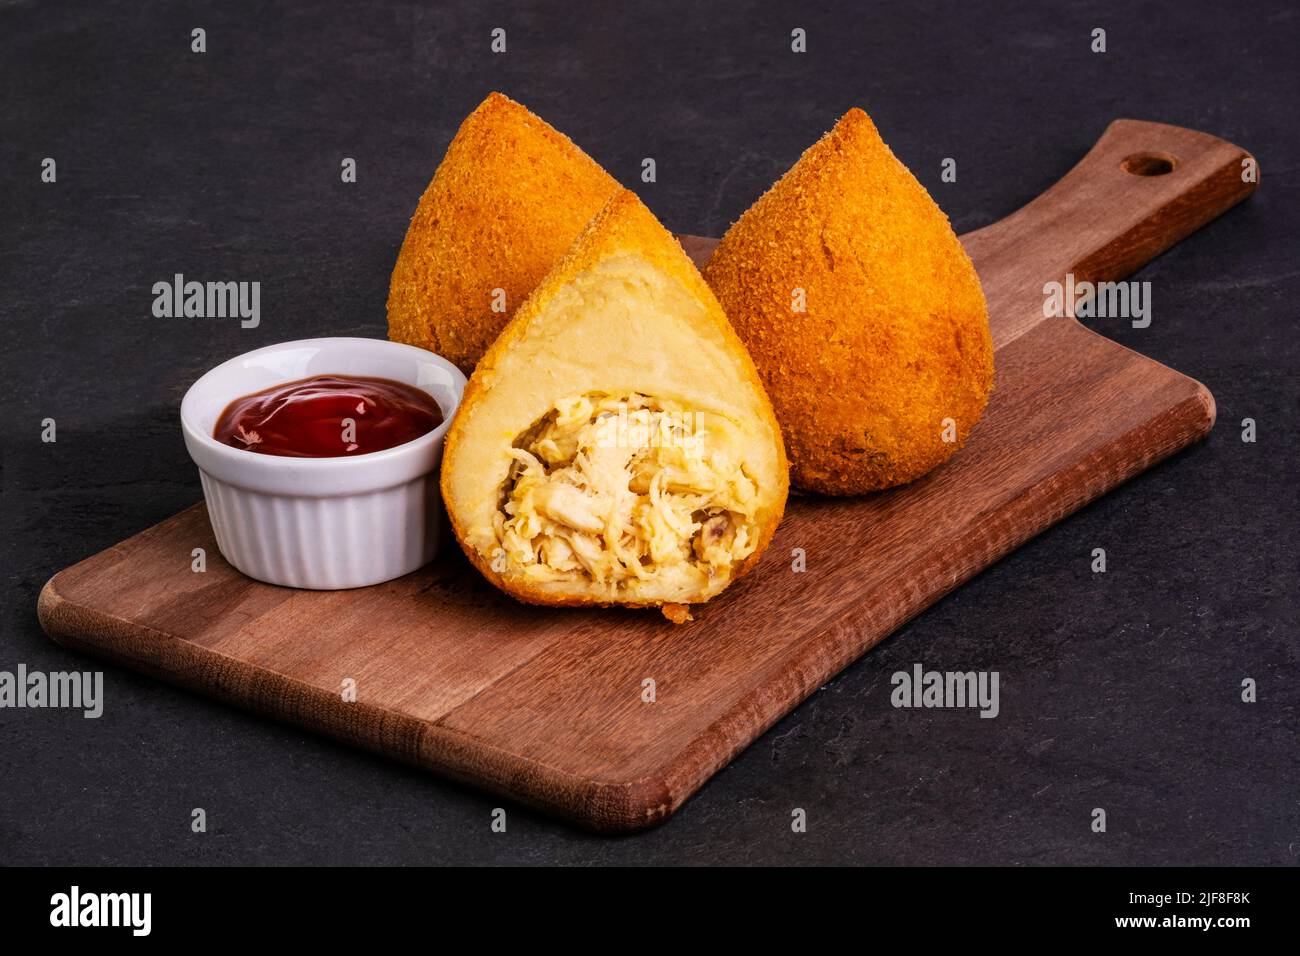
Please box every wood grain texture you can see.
[39,120,1256,832]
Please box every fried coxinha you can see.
[440,190,788,622]
[704,108,995,495]
[406,98,989,620]
[388,92,620,374]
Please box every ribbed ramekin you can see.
[180,337,466,589]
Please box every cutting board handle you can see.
[962,119,1258,346]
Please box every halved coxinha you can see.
[440,190,789,622]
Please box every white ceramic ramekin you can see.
[180,337,466,589]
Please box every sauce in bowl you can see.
[213,374,444,458]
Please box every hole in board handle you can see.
[1121,152,1177,176]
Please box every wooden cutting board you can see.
[39,120,1256,832]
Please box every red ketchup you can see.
[214,374,444,458]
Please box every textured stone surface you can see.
[1,0,1295,864]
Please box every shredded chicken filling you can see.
[493,394,760,593]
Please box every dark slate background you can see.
[2,0,1296,865]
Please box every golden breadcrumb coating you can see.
[441,190,788,618]
[704,108,994,495]
[387,92,620,373]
